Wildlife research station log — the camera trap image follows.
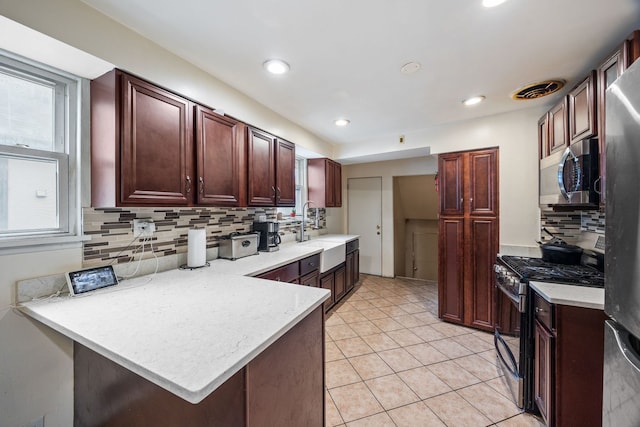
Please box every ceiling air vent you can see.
[512,80,565,100]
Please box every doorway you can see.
[393,175,439,281]
[348,177,382,276]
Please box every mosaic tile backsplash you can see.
[82,207,326,267]
[540,209,605,243]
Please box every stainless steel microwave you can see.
[539,138,599,207]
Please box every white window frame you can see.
[0,50,86,253]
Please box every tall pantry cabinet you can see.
[438,148,499,332]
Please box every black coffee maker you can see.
[253,221,281,252]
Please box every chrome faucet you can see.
[299,201,315,242]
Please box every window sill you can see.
[0,234,91,255]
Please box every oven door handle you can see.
[494,330,519,377]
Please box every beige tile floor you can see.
[325,274,545,427]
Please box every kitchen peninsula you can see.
[18,244,331,426]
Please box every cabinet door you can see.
[275,139,296,206]
[300,271,320,287]
[331,160,342,207]
[334,265,346,301]
[548,98,568,155]
[438,153,464,216]
[247,127,276,206]
[345,251,354,291]
[538,113,549,159]
[320,273,335,312]
[353,249,360,285]
[597,45,627,207]
[568,71,597,143]
[466,217,498,331]
[438,218,464,323]
[120,73,192,206]
[534,320,554,427]
[468,150,498,217]
[195,106,245,206]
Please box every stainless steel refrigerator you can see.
[604,57,640,426]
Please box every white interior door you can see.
[348,177,382,275]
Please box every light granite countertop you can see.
[529,281,604,310]
[18,242,336,404]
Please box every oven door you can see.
[494,283,524,409]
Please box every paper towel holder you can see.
[179,261,210,270]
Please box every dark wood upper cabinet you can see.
[548,98,569,156]
[538,113,550,160]
[195,106,246,206]
[91,70,194,207]
[247,127,296,207]
[275,138,296,206]
[308,158,342,208]
[468,150,498,217]
[438,153,464,216]
[568,71,598,143]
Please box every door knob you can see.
[376,225,381,229]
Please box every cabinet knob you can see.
[535,307,546,313]
[199,177,204,194]
[185,176,192,194]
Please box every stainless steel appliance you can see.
[218,232,259,260]
[494,248,604,413]
[539,138,599,207]
[603,58,640,427]
[253,221,281,252]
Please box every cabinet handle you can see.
[470,197,473,209]
[199,177,204,194]
[185,176,192,194]
[594,177,602,195]
[276,187,281,197]
[535,307,546,313]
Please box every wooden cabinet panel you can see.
[320,273,334,312]
[308,158,342,208]
[257,261,299,283]
[195,106,246,206]
[468,150,498,216]
[438,153,464,215]
[438,218,465,324]
[300,270,320,287]
[548,98,568,155]
[247,127,277,206]
[353,249,360,286]
[300,254,321,277]
[538,113,549,159]
[568,71,597,143]
[534,319,554,426]
[275,138,296,206]
[334,265,346,301]
[466,218,498,331]
[346,251,354,292]
[119,72,193,206]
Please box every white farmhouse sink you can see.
[300,240,346,273]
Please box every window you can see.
[278,157,306,218]
[0,51,81,242]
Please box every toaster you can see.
[218,232,259,260]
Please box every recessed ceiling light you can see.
[462,96,486,106]
[334,119,350,127]
[482,0,508,7]
[263,59,290,75]
[401,62,421,74]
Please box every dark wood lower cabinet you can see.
[320,272,334,312]
[300,270,320,287]
[74,306,325,427]
[334,265,346,301]
[533,291,607,427]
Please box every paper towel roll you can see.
[187,228,207,268]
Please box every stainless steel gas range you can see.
[493,249,604,413]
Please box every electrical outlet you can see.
[133,219,155,237]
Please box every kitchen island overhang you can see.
[19,267,329,425]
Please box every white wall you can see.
[339,107,545,277]
[0,249,81,427]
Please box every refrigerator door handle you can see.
[612,324,640,373]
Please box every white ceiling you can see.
[80,0,639,149]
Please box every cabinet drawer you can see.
[258,262,299,283]
[534,292,554,331]
[346,239,359,254]
[300,254,321,276]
